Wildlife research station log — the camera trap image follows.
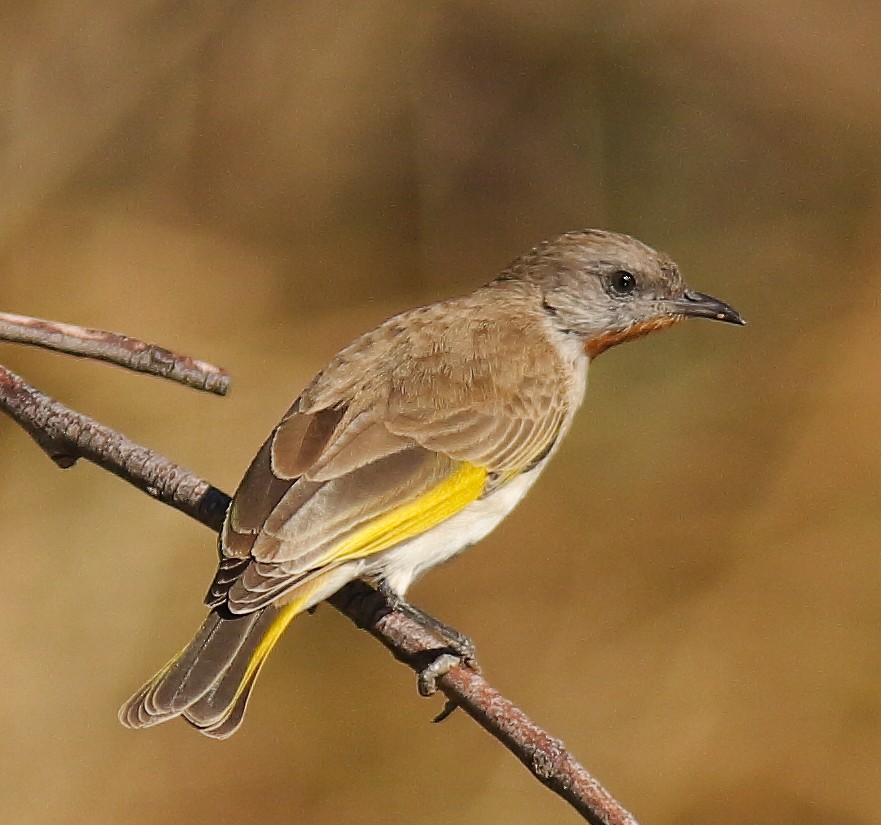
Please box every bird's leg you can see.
[377,581,479,666]
[376,581,480,721]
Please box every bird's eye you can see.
[607,270,637,296]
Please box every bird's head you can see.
[498,229,744,358]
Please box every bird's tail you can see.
[118,601,299,739]
[120,564,355,738]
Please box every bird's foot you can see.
[417,653,461,697]
[417,652,464,723]
[377,582,480,670]
[377,582,480,723]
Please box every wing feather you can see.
[214,292,579,614]
[225,452,484,612]
[308,417,414,481]
[254,447,449,563]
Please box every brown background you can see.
[2,2,880,823]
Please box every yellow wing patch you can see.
[190,463,489,730]
[316,461,488,566]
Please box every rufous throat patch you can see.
[585,315,681,359]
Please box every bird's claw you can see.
[376,583,480,720]
[432,698,459,724]
[417,652,461,697]
[419,653,462,723]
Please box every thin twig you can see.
[0,365,230,525]
[0,312,230,395]
[332,581,640,824]
[0,361,639,825]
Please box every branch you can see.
[0,311,230,395]
[0,350,639,825]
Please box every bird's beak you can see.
[672,290,745,325]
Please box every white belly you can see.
[369,465,545,596]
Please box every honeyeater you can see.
[120,229,743,737]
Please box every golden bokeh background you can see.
[2,2,880,823]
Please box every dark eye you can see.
[608,270,637,296]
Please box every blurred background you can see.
[1,1,880,823]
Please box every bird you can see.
[119,229,744,738]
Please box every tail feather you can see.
[150,611,261,715]
[120,566,353,737]
[184,656,266,739]
[180,602,299,736]
[119,609,264,730]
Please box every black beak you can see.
[673,290,745,325]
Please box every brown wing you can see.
[219,404,410,559]
[380,306,573,473]
[211,287,575,613]
[211,399,474,613]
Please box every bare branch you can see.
[0,361,639,825]
[0,365,229,526]
[332,582,640,825]
[0,312,230,395]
